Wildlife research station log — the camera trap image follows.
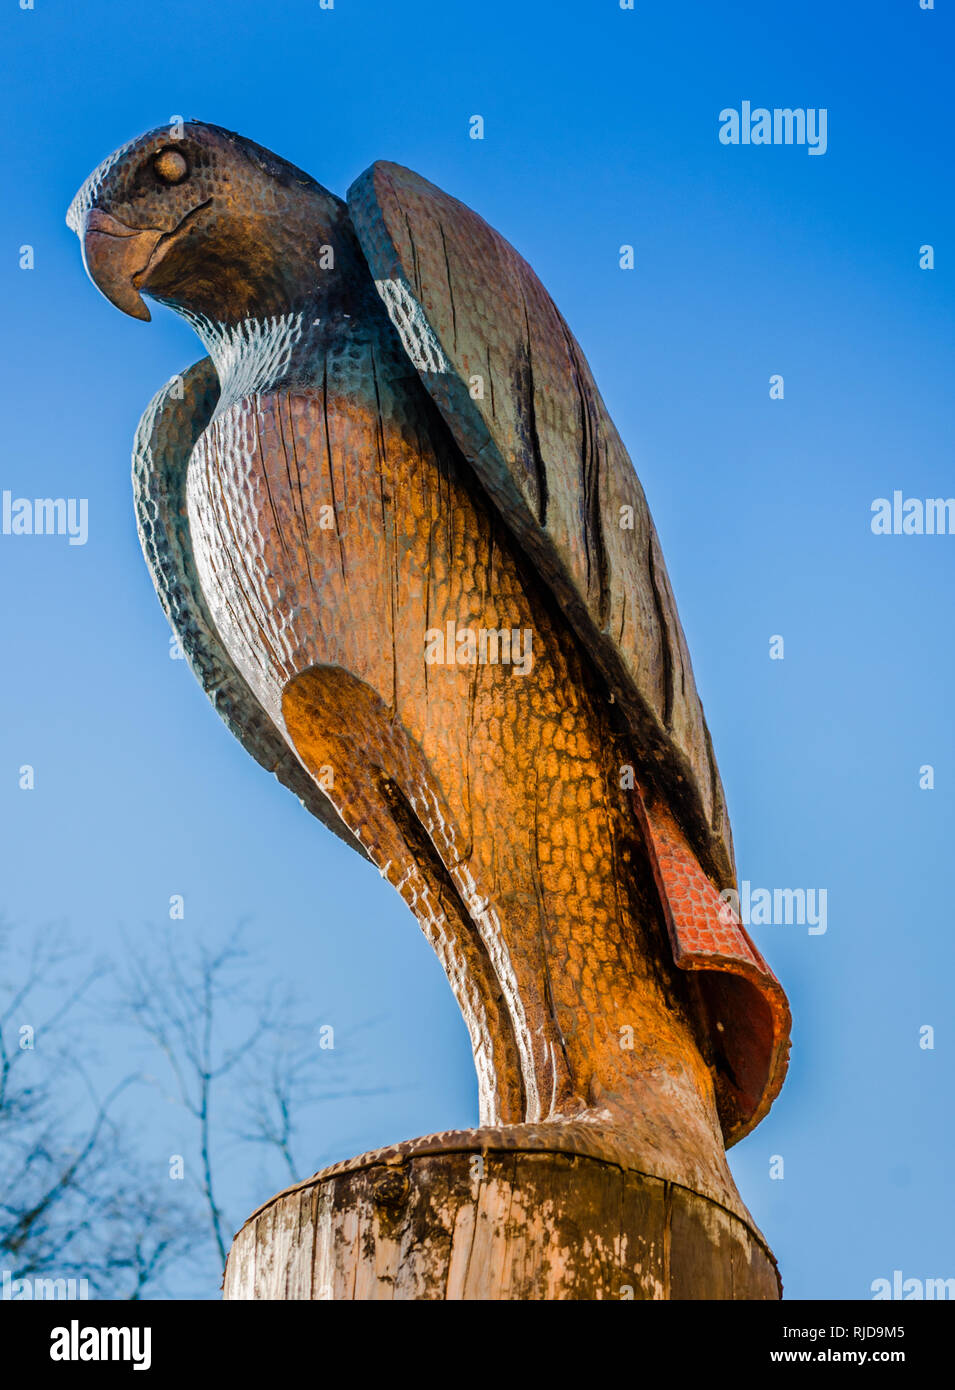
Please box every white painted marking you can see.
[183,312,306,412]
[373,277,453,375]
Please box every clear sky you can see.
[1,0,953,1300]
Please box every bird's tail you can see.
[631,785,791,1146]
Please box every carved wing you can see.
[347,161,732,889]
[132,358,367,860]
[347,166,791,1142]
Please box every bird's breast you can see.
[187,376,430,725]
[184,363,725,1169]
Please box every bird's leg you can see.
[282,663,526,1128]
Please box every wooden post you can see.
[224,1129,780,1301]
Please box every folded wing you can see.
[347,164,790,1140]
[132,358,367,860]
[347,160,732,888]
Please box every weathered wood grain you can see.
[224,1136,780,1301]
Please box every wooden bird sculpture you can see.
[67,122,790,1235]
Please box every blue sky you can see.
[1,0,953,1298]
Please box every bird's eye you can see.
[153,149,189,184]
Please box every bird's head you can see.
[67,121,360,325]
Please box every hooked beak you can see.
[78,202,210,321]
[80,208,163,321]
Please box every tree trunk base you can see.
[223,1128,780,1300]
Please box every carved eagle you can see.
[67,123,789,1196]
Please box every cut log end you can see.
[223,1135,780,1301]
